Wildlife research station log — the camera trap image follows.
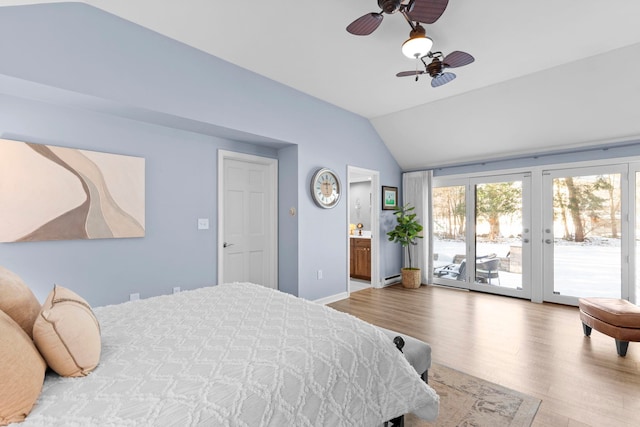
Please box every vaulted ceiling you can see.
[2,0,640,169]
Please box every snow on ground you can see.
[433,238,623,298]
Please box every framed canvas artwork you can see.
[0,138,145,242]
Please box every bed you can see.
[16,282,438,426]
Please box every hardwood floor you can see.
[328,284,640,427]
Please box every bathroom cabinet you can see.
[350,238,371,280]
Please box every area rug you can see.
[405,363,541,427]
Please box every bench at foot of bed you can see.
[377,326,431,382]
[377,327,432,427]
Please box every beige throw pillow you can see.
[0,265,41,338]
[0,310,46,426]
[32,285,101,377]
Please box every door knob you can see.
[523,238,530,243]
[545,239,552,244]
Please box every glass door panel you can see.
[432,184,468,288]
[543,167,624,304]
[473,180,524,291]
[469,175,531,298]
[432,174,531,298]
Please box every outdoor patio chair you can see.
[476,257,500,285]
[434,259,466,281]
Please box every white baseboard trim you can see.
[314,292,349,305]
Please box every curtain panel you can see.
[402,171,433,285]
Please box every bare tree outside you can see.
[433,186,465,239]
[564,177,587,242]
[553,175,619,242]
[595,175,620,239]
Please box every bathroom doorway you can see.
[347,166,380,293]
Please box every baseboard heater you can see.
[383,274,401,286]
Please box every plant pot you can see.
[401,268,421,289]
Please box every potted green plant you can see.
[387,204,423,288]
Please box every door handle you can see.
[223,242,234,248]
[523,238,530,243]
[545,239,552,244]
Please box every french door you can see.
[542,165,629,305]
[431,161,640,306]
[432,173,532,299]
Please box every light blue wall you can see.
[0,3,402,304]
[277,145,299,296]
[0,93,282,305]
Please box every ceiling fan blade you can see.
[407,0,449,24]
[442,51,475,68]
[396,70,425,77]
[431,72,456,87]
[346,12,383,35]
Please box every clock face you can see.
[311,168,341,209]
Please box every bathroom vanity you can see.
[350,236,371,280]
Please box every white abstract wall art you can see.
[0,138,145,242]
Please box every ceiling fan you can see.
[347,0,451,60]
[346,0,449,36]
[396,50,474,87]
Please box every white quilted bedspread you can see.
[20,283,438,426]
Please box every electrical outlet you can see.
[317,270,323,280]
[129,293,140,301]
[173,287,181,294]
[197,218,209,230]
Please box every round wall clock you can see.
[310,168,341,209]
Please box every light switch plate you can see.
[198,218,209,230]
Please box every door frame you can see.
[432,172,532,300]
[468,173,532,299]
[541,164,629,305]
[629,162,640,305]
[347,166,380,290]
[217,150,278,288]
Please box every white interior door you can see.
[218,150,277,288]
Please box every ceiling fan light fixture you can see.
[401,25,433,59]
